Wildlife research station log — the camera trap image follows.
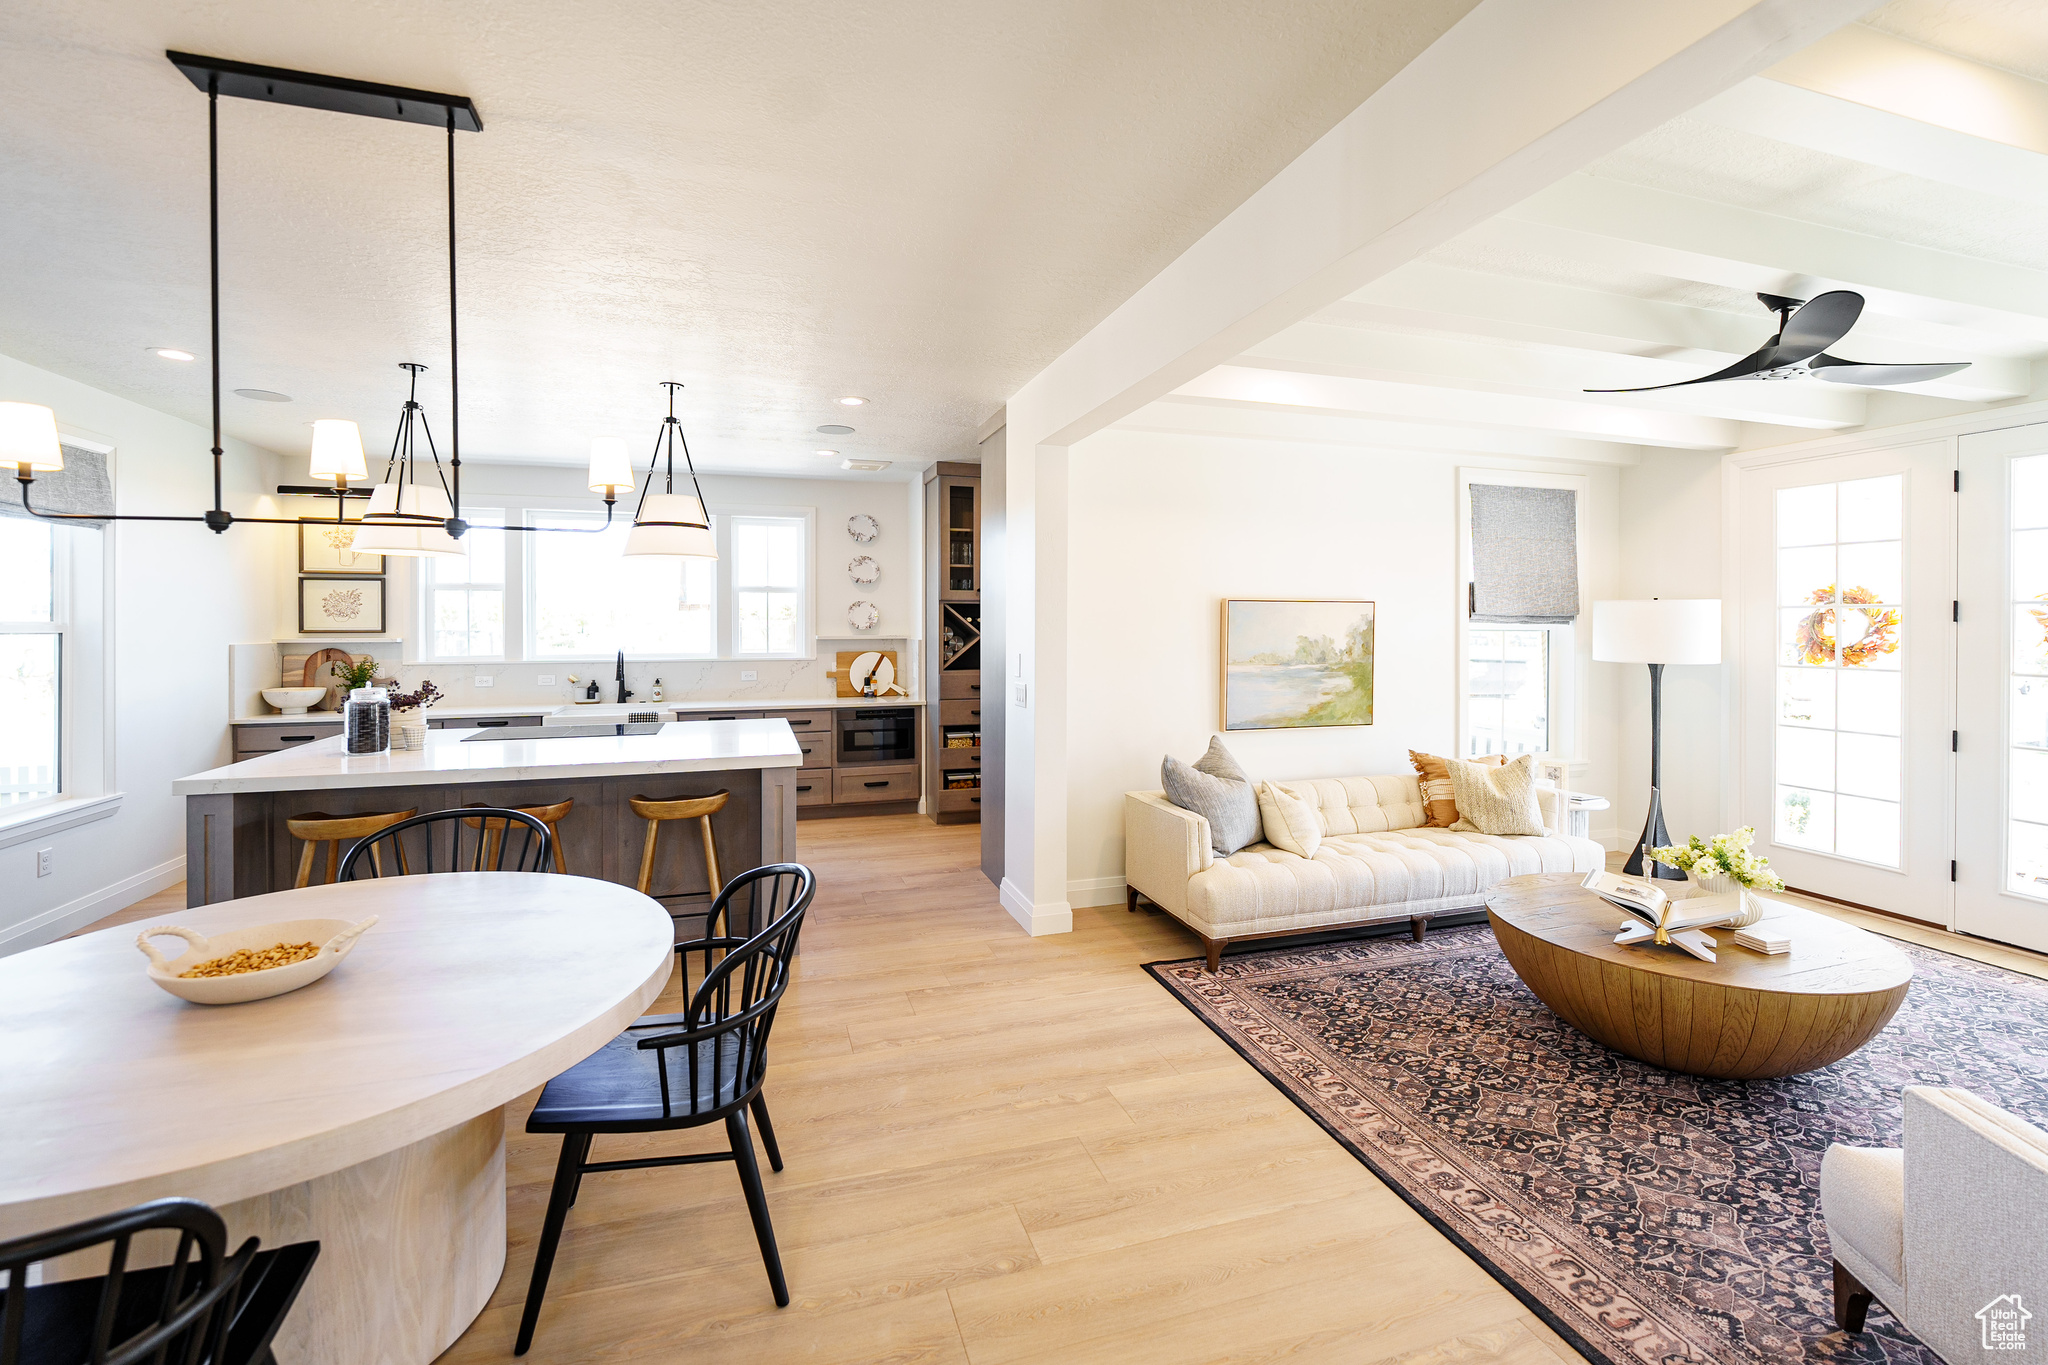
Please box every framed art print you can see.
[299,521,385,575]
[300,576,386,634]
[1221,598,1374,731]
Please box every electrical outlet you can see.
[537,674,555,686]
[1014,682,1029,707]
[741,670,757,681]
[475,675,495,688]
[36,847,53,877]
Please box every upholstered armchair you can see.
[1821,1086,2048,1361]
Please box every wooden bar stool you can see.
[630,792,730,922]
[465,799,574,874]
[287,808,417,887]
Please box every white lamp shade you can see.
[622,493,716,558]
[351,482,467,558]
[1592,599,1721,665]
[587,437,635,493]
[0,402,64,472]
[307,419,368,482]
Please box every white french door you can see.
[1737,442,1954,919]
[1956,422,2048,952]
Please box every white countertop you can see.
[178,719,803,795]
[229,697,924,726]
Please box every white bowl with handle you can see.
[137,917,378,1005]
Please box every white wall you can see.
[1063,428,1622,901]
[1615,450,1727,855]
[269,461,927,710]
[1,351,284,952]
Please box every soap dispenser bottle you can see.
[651,677,665,702]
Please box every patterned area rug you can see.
[1146,924,2048,1365]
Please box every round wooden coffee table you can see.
[1486,872,1912,1079]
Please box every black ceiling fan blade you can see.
[1583,349,1766,393]
[1772,290,1863,365]
[1807,354,1971,387]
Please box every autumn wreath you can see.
[1794,584,1899,666]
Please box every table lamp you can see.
[1592,599,1721,878]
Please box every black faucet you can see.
[616,650,633,704]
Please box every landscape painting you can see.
[1221,599,1374,731]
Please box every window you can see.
[1465,628,1549,758]
[0,517,61,808]
[731,516,805,656]
[1458,471,1584,762]
[1773,475,1903,867]
[528,511,716,658]
[425,510,505,657]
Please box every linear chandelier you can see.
[8,52,643,545]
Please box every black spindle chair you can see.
[335,808,551,881]
[514,863,816,1355]
[0,1198,318,1365]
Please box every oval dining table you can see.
[0,872,674,1365]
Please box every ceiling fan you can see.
[1585,290,1969,393]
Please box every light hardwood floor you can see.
[88,821,2048,1364]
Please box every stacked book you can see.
[1732,924,1792,955]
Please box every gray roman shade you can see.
[0,444,112,526]
[1469,483,1578,624]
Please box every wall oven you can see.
[837,707,916,765]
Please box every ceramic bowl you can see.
[136,917,377,1005]
[262,687,330,715]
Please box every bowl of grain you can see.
[135,917,378,1005]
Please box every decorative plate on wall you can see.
[848,554,880,583]
[847,600,881,631]
[847,513,879,543]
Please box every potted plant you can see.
[388,680,442,751]
[1647,827,1785,928]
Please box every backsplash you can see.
[234,639,916,717]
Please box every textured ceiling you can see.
[0,0,1477,477]
[1866,0,2048,84]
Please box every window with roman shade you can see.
[1468,483,1578,625]
[0,444,113,525]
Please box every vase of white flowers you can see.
[1647,827,1784,929]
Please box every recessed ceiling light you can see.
[152,347,195,362]
[837,396,866,406]
[816,424,855,435]
[842,458,891,472]
[815,449,839,458]
[233,388,293,403]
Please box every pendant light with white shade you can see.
[624,382,717,559]
[349,364,466,560]
[0,401,65,474]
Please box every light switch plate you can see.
[537,674,555,686]
[1014,682,1028,707]
[475,675,494,688]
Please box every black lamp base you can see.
[1623,785,1686,879]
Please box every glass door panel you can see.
[1958,424,2048,950]
[1739,442,1952,919]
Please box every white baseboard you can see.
[1066,875,1128,909]
[999,876,1074,936]
[0,855,186,956]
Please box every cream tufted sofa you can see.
[1124,773,1604,970]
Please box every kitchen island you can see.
[175,719,802,909]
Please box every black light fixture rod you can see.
[207,77,228,533]
[445,106,465,541]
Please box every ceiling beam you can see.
[1474,174,2048,344]
[1174,365,1740,449]
[1764,24,2048,157]
[1692,76,2048,208]
[1115,396,1644,465]
[1320,263,2036,401]
[1007,0,1883,449]
[1242,320,1869,428]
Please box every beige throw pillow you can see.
[1447,754,1547,836]
[1255,781,1322,858]
[1409,749,1504,827]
